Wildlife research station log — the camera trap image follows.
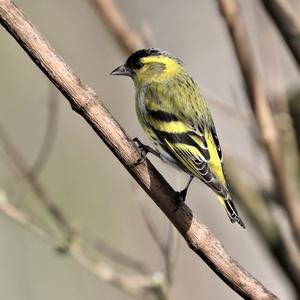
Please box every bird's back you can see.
[136,75,229,199]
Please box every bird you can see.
[111,48,245,228]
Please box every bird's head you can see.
[111,48,183,86]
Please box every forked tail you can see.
[218,196,245,228]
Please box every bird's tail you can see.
[218,196,245,228]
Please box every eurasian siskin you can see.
[111,48,245,228]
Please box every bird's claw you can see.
[175,189,187,212]
[133,137,149,165]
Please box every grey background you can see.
[0,1,299,299]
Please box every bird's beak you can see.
[110,64,132,77]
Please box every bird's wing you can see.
[146,109,228,198]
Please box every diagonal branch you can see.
[0,116,153,283]
[216,0,300,248]
[226,162,300,295]
[0,124,164,298]
[0,1,278,298]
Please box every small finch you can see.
[111,48,245,228]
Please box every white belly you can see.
[155,144,183,171]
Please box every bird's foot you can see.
[177,189,187,202]
[175,188,187,211]
[133,137,160,165]
[133,137,150,165]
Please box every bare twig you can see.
[72,244,166,300]
[0,122,164,298]
[89,0,146,52]
[0,48,163,300]
[0,114,153,283]
[0,123,73,238]
[259,0,300,68]
[202,87,252,124]
[138,199,166,257]
[253,0,300,225]
[0,196,165,299]
[289,90,300,153]
[226,162,300,295]
[88,236,151,275]
[29,86,59,175]
[163,224,178,285]
[0,1,278,298]
[89,0,253,125]
[0,190,56,241]
[138,199,177,285]
[216,0,300,248]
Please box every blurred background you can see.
[0,0,299,299]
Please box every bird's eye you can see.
[134,61,143,69]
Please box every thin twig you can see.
[138,199,176,286]
[138,199,166,258]
[226,161,300,295]
[289,90,300,153]
[0,123,73,238]
[202,87,252,125]
[135,183,178,288]
[0,196,164,299]
[253,0,300,220]
[0,125,165,299]
[0,117,153,283]
[216,0,300,248]
[89,0,253,125]
[0,190,56,241]
[89,0,146,53]
[163,224,178,285]
[0,1,278,298]
[87,235,151,275]
[259,0,300,68]
[29,86,59,175]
